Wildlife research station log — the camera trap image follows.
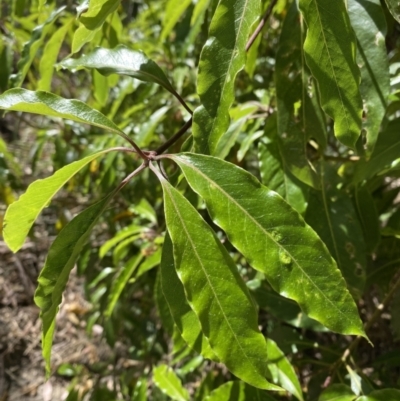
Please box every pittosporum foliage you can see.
[1,0,400,399]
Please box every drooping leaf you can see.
[348,0,389,156]
[78,0,120,31]
[159,177,280,390]
[258,115,309,215]
[4,149,114,253]
[160,234,217,360]
[161,0,192,41]
[204,381,278,401]
[298,0,363,148]
[153,364,189,401]
[10,6,65,87]
[34,191,116,376]
[305,162,366,297]
[170,153,366,337]
[192,0,260,154]
[357,389,400,401]
[318,384,356,401]
[275,2,323,188]
[57,46,189,112]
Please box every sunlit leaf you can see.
[171,153,366,337]
[318,384,356,401]
[4,150,114,253]
[192,0,260,154]
[160,176,281,390]
[34,191,116,376]
[153,364,189,401]
[204,381,278,401]
[298,0,362,148]
[79,0,120,31]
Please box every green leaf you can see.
[298,0,362,148]
[275,2,324,188]
[57,46,188,112]
[159,177,280,390]
[258,115,309,215]
[153,364,189,401]
[78,0,120,31]
[204,381,278,401]
[348,0,389,156]
[34,191,116,376]
[384,0,400,23]
[0,88,128,139]
[305,162,366,297]
[160,233,217,360]
[170,153,366,337]
[105,253,144,317]
[10,6,65,87]
[161,0,192,41]
[4,150,113,253]
[319,384,356,401]
[0,37,12,92]
[192,0,260,155]
[357,389,400,401]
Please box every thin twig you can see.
[116,131,149,160]
[155,117,193,154]
[171,89,193,115]
[245,0,278,52]
[117,162,148,191]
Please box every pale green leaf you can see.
[171,153,366,337]
[358,389,400,401]
[318,384,356,401]
[11,6,65,87]
[204,381,278,401]
[71,24,97,54]
[4,150,113,253]
[161,0,192,41]
[160,177,280,390]
[298,0,362,148]
[192,0,260,154]
[305,162,366,297]
[105,253,144,317]
[34,191,116,376]
[153,364,189,401]
[348,0,389,155]
[160,234,217,360]
[79,0,120,31]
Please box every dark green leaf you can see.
[204,381,278,401]
[298,0,363,148]
[192,0,260,154]
[171,153,366,337]
[79,0,120,31]
[384,0,400,23]
[160,177,280,390]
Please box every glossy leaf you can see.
[34,191,116,376]
[160,177,280,390]
[258,116,309,215]
[357,389,400,401]
[348,0,389,155]
[153,364,189,401]
[192,0,260,154]
[160,234,217,360]
[170,153,366,337]
[305,162,366,297]
[78,0,120,31]
[4,150,113,253]
[298,0,362,148]
[319,384,356,401]
[11,7,65,87]
[204,381,278,401]
[161,0,192,41]
[275,3,322,188]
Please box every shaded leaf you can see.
[161,0,192,41]
[319,384,356,401]
[298,0,362,148]
[153,364,189,401]
[305,162,366,297]
[160,176,280,390]
[348,0,389,155]
[160,234,217,360]
[204,381,278,401]
[34,191,116,376]
[192,0,260,154]
[384,0,400,23]
[4,150,113,253]
[171,153,366,337]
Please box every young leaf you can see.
[78,0,120,31]
[347,0,389,156]
[305,162,366,297]
[34,191,116,376]
[357,389,400,401]
[192,0,260,155]
[153,364,189,401]
[160,234,217,361]
[57,46,190,113]
[170,153,366,337]
[204,381,278,401]
[298,0,363,148]
[4,149,114,253]
[159,176,281,390]
[318,384,356,401]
